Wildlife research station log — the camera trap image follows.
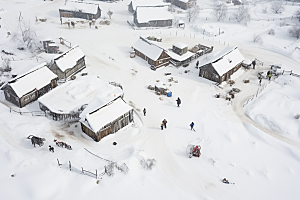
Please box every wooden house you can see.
[2,63,58,108]
[166,0,195,10]
[49,45,86,80]
[132,37,170,69]
[172,42,188,56]
[128,0,170,13]
[199,46,244,84]
[59,1,101,20]
[80,97,134,142]
[133,6,173,27]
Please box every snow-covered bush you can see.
[294,8,300,21]
[289,24,300,39]
[268,29,275,35]
[262,6,268,13]
[212,3,228,21]
[232,5,251,24]
[107,10,113,19]
[0,58,12,73]
[140,157,156,170]
[253,33,262,43]
[270,0,285,14]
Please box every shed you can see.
[49,45,86,80]
[2,63,58,108]
[132,37,170,68]
[133,6,174,27]
[199,46,244,84]
[80,97,134,142]
[128,0,170,13]
[59,1,101,20]
[172,42,188,56]
[166,0,195,10]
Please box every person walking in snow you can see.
[163,119,167,129]
[259,78,262,86]
[190,122,195,131]
[143,108,146,116]
[268,73,272,81]
[252,60,256,69]
[161,122,164,130]
[176,97,181,107]
[196,61,199,68]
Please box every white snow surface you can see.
[166,49,194,61]
[54,45,85,72]
[83,98,133,133]
[59,1,100,14]
[8,63,57,98]
[0,1,300,200]
[132,38,164,61]
[173,42,188,49]
[131,0,170,10]
[38,75,123,114]
[136,6,174,23]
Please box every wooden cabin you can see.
[2,63,58,108]
[133,6,173,27]
[172,42,188,56]
[132,37,170,69]
[128,0,170,13]
[199,46,244,84]
[59,1,101,20]
[166,0,195,10]
[80,98,134,142]
[49,45,86,80]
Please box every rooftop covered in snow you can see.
[38,75,123,114]
[132,38,165,61]
[7,63,57,98]
[131,0,170,10]
[82,98,133,133]
[135,6,174,23]
[54,45,85,72]
[59,1,100,14]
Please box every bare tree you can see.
[289,24,300,39]
[262,6,268,13]
[270,0,285,14]
[252,0,259,7]
[253,33,262,43]
[294,8,300,21]
[0,58,12,73]
[232,5,251,24]
[107,10,113,19]
[11,20,43,54]
[168,0,175,13]
[186,3,200,22]
[212,3,228,21]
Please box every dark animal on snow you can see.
[49,145,54,153]
[27,135,45,147]
[54,139,72,150]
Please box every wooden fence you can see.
[9,108,46,116]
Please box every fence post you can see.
[57,158,61,166]
[10,108,11,113]
[69,161,71,171]
[82,167,84,174]
[96,170,97,179]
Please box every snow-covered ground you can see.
[0,0,300,200]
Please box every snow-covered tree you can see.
[294,9,300,21]
[0,58,12,73]
[168,0,175,13]
[107,10,113,19]
[289,24,300,39]
[212,3,228,21]
[186,3,200,22]
[253,33,262,43]
[270,0,285,14]
[232,5,251,24]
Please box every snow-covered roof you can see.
[166,50,194,62]
[132,38,164,61]
[38,75,123,114]
[83,98,133,133]
[131,0,170,10]
[54,45,85,72]
[59,1,100,14]
[8,63,57,98]
[203,46,244,76]
[173,42,188,49]
[136,6,174,23]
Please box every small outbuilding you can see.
[166,0,196,10]
[2,63,58,108]
[49,45,86,80]
[80,97,134,142]
[59,1,101,20]
[133,6,174,27]
[132,37,170,68]
[199,46,244,84]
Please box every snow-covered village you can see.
[0,0,300,199]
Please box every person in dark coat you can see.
[259,78,262,86]
[190,122,195,131]
[161,122,164,130]
[268,73,272,81]
[163,119,167,128]
[252,60,256,69]
[143,108,146,116]
[176,97,181,107]
[196,61,199,67]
